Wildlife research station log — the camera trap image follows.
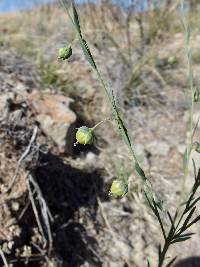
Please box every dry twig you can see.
[27,173,53,254]
[5,126,38,193]
[0,248,9,267]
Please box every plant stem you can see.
[179,0,195,203]
[158,241,170,267]
[91,118,111,130]
[95,69,139,163]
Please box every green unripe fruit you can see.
[110,179,128,197]
[58,46,72,60]
[168,55,177,65]
[75,126,93,145]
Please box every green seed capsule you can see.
[193,91,200,103]
[75,126,93,145]
[110,179,128,197]
[58,46,72,60]
[167,55,177,65]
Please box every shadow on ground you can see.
[5,151,106,267]
[174,257,200,267]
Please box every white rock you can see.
[29,92,77,151]
[11,202,20,211]
[36,114,75,151]
[86,152,96,162]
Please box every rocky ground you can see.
[1,5,200,267]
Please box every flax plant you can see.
[59,0,156,200]
[58,0,200,266]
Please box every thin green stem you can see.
[91,118,111,131]
[95,69,139,163]
[158,241,170,267]
[178,0,195,209]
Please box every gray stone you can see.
[30,92,77,151]
[86,152,96,162]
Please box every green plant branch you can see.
[155,167,200,267]
[59,1,200,267]
[60,0,153,185]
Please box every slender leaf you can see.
[181,206,196,232]
[158,244,162,261]
[189,196,200,210]
[144,192,155,212]
[71,0,97,69]
[71,0,81,35]
[173,232,195,240]
[165,256,177,267]
[135,162,147,181]
[171,236,191,244]
[192,159,197,180]
[186,214,200,229]
[197,168,200,183]
[153,200,166,240]
[167,212,175,238]
[167,212,174,229]
[79,38,97,69]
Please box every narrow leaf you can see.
[165,256,177,267]
[167,211,175,238]
[167,211,175,229]
[144,192,155,213]
[181,206,196,232]
[135,162,147,181]
[173,232,195,240]
[79,38,97,69]
[197,168,200,183]
[189,196,200,210]
[186,214,200,229]
[153,200,166,240]
[158,244,161,261]
[71,0,97,69]
[192,159,197,180]
[71,0,81,35]
[171,236,191,244]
